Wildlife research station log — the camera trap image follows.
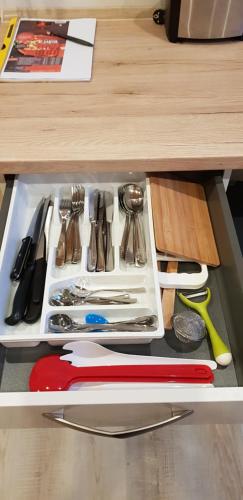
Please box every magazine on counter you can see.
[0,18,96,81]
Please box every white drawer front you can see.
[1,388,243,432]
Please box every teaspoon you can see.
[123,184,147,267]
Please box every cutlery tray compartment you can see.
[0,173,163,346]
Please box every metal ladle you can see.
[123,184,147,267]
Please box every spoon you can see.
[49,314,157,333]
[50,291,137,306]
[118,186,131,261]
[49,284,140,306]
[123,184,146,267]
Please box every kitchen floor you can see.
[0,425,243,500]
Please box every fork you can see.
[56,198,72,267]
[71,185,85,264]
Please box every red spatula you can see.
[29,355,214,391]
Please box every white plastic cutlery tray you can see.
[0,173,164,347]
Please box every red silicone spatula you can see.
[29,355,214,391]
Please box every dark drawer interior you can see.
[227,181,243,255]
[0,174,242,392]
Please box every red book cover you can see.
[5,20,69,73]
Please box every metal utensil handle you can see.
[96,221,105,271]
[125,216,135,264]
[81,287,146,294]
[85,297,137,305]
[50,322,155,333]
[105,222,114,272]
[72,324,155,332]
[94,287,145,293]
[43,409,193,438]
[65,215,75,263]
[72,213,81,264]
[56,220,66,267]
[65,322,155,332]
[120,214,130,259]
[87,221,97,271]
[134,214,146,267]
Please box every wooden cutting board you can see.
[149,176,220,267]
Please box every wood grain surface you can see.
[1,15,243,172]
[150,176,220,266]
[0,425,243,500]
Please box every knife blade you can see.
[5,198,46,326]
[10,198,45,281]
[104,191,114,272]
[24,197,52,324]
[90,189,99,223]
[87,189,99,271]
[96,191,105,272]
[104,191,113,224]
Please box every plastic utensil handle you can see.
[24,258,47,324]
[105,221,114,272]
[31,258,47,304]
[29,356,214,391]
[61,352,217,370]
[24,299,43,324]
[10,236,32,281]
[201,309,232,366]
[87,221,97,271]
[72,213,81,264]
[5,263,35,325]
[65,215,75,263]
[43,408,193,438]
[178,290,232,366]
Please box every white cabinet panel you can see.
[1,388,243,432]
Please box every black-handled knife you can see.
[24,259,47,324]
[10,236,32,281]
[5,197,50,326]
[24,242,47,324]
[24,199,52,324]
[10,198,48,282]
[10,197,47,282]
[5,263,35,325]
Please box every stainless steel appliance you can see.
[153,0,243,43]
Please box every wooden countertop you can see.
[1,16,243,173]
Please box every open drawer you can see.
[0,173,243,436]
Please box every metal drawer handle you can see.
[43,408,193,438]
